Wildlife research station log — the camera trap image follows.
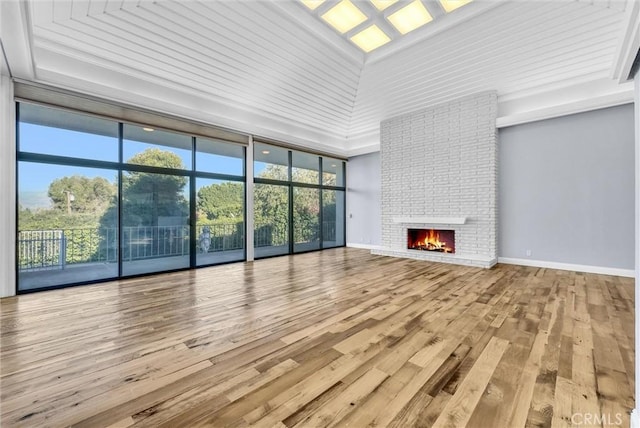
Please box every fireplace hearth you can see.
[407,229,455,253]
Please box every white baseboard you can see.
[346,243,383,251]
[498,257,635,278]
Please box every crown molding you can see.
[497,80,634,128]
[346,143,380,158]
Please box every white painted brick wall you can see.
[377,92,498,268]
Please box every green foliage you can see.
[19,207,97,230]
[258,164,288,181]
[128,148,187,170]
[293,188,319,243]
[48,175,116,214]
[197,182,243,222]
[18,207,111,267]
[254,183,289,245]
[96,149,190,261]
[101,149,188,229]
[19,148,341,268]
[254,166,324,245]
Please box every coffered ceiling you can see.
[0,0,637,156]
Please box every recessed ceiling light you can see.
[387,0,433,35]
[321,0,368,34]
[369,0,398,11]
[143,127,154,132]
[439,0,472,13]
[301,0,325,10]
[262,150,270,155]
[350,25,391,52]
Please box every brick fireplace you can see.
[372,92,498,268]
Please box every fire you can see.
[419,229,448,251]
[408,228,454,253]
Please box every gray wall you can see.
[346,152,381,246]
[499,104,635,269]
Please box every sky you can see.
[18,123,253,205]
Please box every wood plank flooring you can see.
[0,248,635,427]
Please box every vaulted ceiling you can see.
[1,0,638,156]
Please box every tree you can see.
[253,165,322,245]
[292,187,319,243]
[48,175,116,214]
[19,175,116,267]
[197,182,243,222]
[254,183,289,245]
[101,149,189,229]
[96,148,190,260]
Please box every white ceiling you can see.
[0,0,637,156]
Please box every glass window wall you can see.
[196,178,245,265]
[292,151,319,184]
[17,102,246,292]
[322,190,345,248]
[254,183,290,258]
[123,125,192,170]
[254,143,288,181]
[19,103,119,161]
[121,170,191,276]
[196,137,244,176]
[16,102,344,292]
[17,163,119,290]
[293,187,320,253]
[253,144,346,258]
[322,156,345,187]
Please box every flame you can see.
[410,229,453,253]
[421,229,447,250]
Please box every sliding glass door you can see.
[254,183,289,258]
[322,189,345,248]
[17,104,120,291]
[17,102,246,292]
[17,163,119,291]
[293,187,320,253]
[195,138,246,266]
[121,124,192,275]
[196,179,245,265]
[253,143,346,258]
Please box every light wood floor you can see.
[0,248,635,427]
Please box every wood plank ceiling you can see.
[23,0,631,154]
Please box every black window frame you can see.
[15,101,247,293]
[253,142,347,259]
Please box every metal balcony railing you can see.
[18,221,336,271]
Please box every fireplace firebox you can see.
[407,229,455,253]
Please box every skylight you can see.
[301,0,474,53]
[321,0,368,34]
[439,0,473,13]
[369,0,398,11]
[387,0,433,35]
[350,25,391,52]
[301,0,325,10]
